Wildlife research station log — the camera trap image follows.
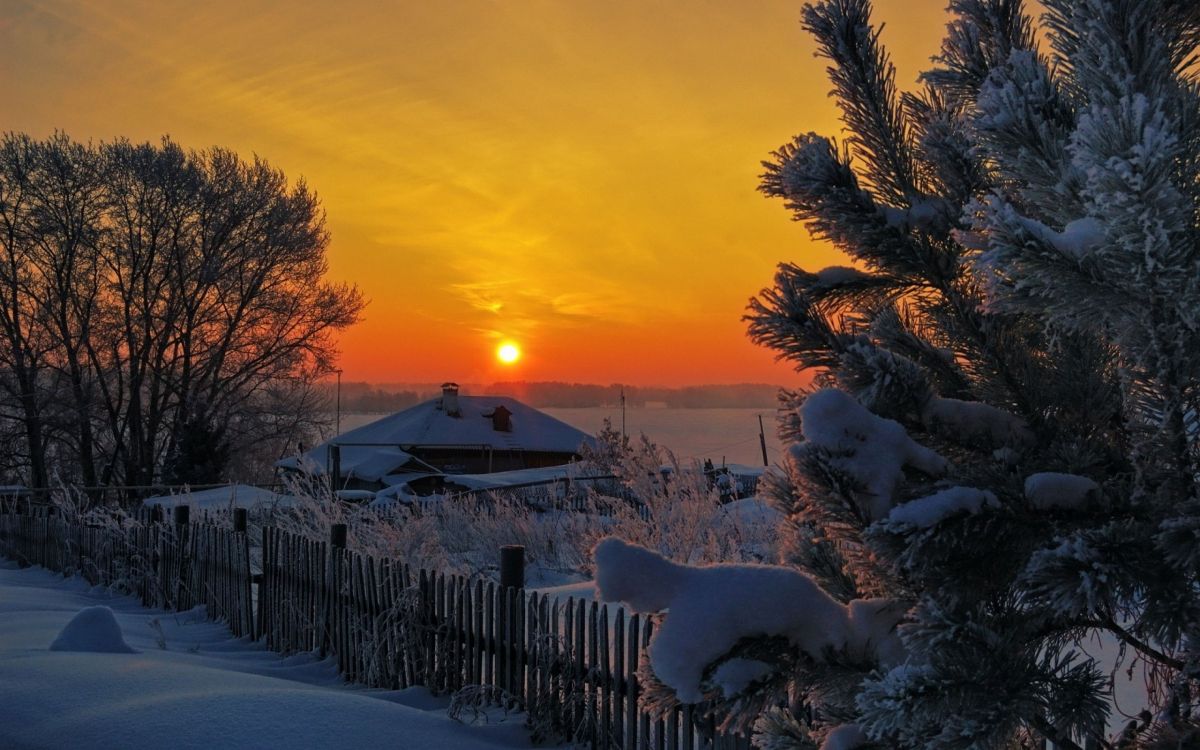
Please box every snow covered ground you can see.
[0,559,535,749]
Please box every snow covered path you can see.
[0,559,533,749]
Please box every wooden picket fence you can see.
[259,525,751,749]
[0,509,255,640]
[0,510,751,750]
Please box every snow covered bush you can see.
[594,1,1200,747]
[267,433,777,585]
[262,471,597,582]
[580,431,779,570]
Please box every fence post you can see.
[500,545,524,590]
[330,523,347,549]
[329,445,342,502]
[173,505,190,610]
[233,507,250,637]
[498,544,524,694]
[323,523,347,660]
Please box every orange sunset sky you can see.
[1,0,949,386]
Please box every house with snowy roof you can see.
[277,383,595,491]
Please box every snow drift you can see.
[49,606,136,654]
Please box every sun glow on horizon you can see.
[497,342,521,365]
[0,0,949,385]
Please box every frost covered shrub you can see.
[593,1,1200,747]
[264,472,594,581]
[268,433,777,584]
[580,432,780,571]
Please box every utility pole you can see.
[758,414,769,467]
[620,387,626,439]
[335,369,343,436]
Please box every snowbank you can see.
[0,563,530,749]
[716,497,781,527]
[49,606,136,654]
[593,538,904,703]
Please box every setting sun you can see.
[0,1,953,386]
[497,342,521,364]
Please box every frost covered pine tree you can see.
[593,1,1200,747]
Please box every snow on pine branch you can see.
[792,265,905,312]
[883,486,999,530]
[799,388,948,521]
[1024,472,1100,511]
[1016,216,1106,261]
[593,538,906,704]
[821,724,867,750]
[813,265,870,288]
[921,396,1033,448]
[878,198,953,235]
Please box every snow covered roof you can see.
[433,464,585,491]
[370,464,586,506]
[715,463,768,478]
[275,442,428,481]
[276,445,431,483]
[142,484,293,511]
[279,395,595,478]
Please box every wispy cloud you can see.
[1,0,947,383]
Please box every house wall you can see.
[281,447,583,494]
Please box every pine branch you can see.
[1097,615,1185,672]
[802,0,917,203]
[759,134,928,277]
[1028,714,1086,750]
[923,0,1038,104]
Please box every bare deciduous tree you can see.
[0,132,364,493]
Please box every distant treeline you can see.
[326,381,784,412]
[330,384,423,413]
[485,382,784,409]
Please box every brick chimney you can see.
[487,405,513,432]
[441,382,461,417]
